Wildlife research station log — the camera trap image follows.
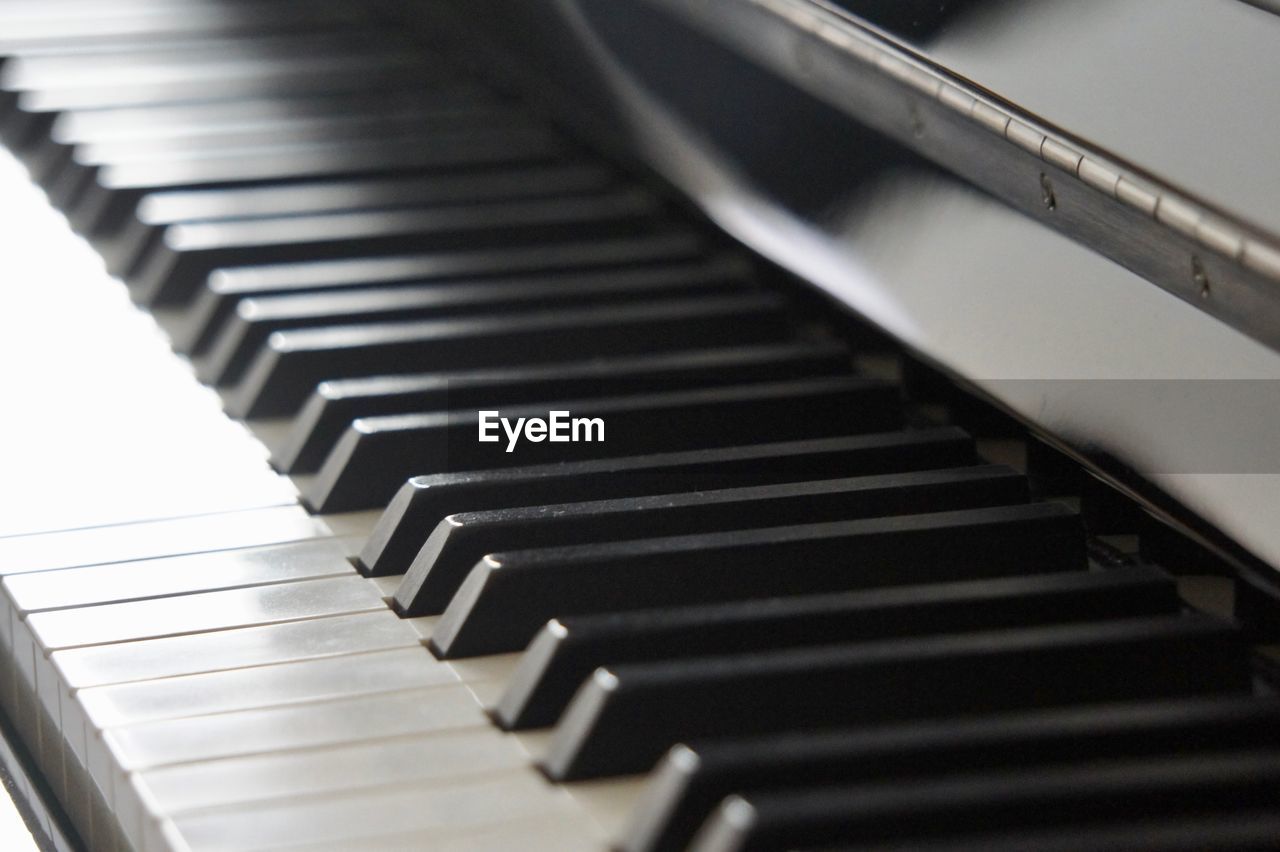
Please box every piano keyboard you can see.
[0,3,1276,851]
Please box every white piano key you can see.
[54,610,417,691]
[444,652,522,687]
[395,619,520,701]
[26,575,385,650]
[56,611,420,769]
[170,772,596,852]
[272,814,604,852]
[0,599,17,720]
[0,105,615,852]
[369,574,402,599]
[35,647,66,779]
[561,776,652,840]
[78,646,452,731]
[0,505,327,577]
[156,819,191,852]
[107,685,489,774]
[31,680,65,814]
[83,648,458,833]
[20,572,392,810]
[9,613,40,750]
[136,729,527,816]
[445,652,524,708]
[59,741,98,851]
[105,685,492,844]
[294,507,384,541]
[3,537,354,615]
[403,615,436,641]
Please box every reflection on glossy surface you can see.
[829,170,1280,562]
[27,575,383,650]
[840,0,1280,237]
[498,0,1280,571]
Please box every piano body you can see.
[0,1,1278,849]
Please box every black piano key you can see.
[495,565,1180,730]
[165,231,706,353]
[540,614,1250,780]
[32,83,499,193]
[49,79,487,146]
[227,293,797,420]
[74,103,522,168]
[106,162,612,277]
[429,501,1087,659]
[43,80,490,172]
[39,96,483,194]
[278,339,845,475]
[16,36,424,110]
[128,188,659,306]
[839,810,1280,852]
[0,3,359,63]
[692,749,1280,852]
[625,696,1280,852]
[5,44,432,154]
[4,29,397,85]
[398,465,1030,616]
[358,427,978,578]
[48,102,541,217]
[7,28,424,160]
[0,2,357,33]
[5,30,373,110]
[68,124,571,236]
[6,42,437,119]
[195,256,753,385]
[304,376,902,512]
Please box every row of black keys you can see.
[3,4,1275,851]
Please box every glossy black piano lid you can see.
[404,0,1280,589]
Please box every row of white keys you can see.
[0,134,321,851]
[0,506,606,851]
[0,141,605,851]
[63,608,426,792]
[3,535,355,615]
[0,505,327,579]
[0,505,331,777]
[0,509,341,843]
[169,774,597,852]
[114,617,604,850]
[106,645,603,850]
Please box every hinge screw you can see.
[1192,256,1211,299]
[1039,173,1056,211]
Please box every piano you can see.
[0,1,1278,849]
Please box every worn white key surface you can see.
[171,773,588,852]
[53,610,416,689]
[0,505,326,577]
[27,575,385,650]
[79,647,451,729]
[4,537,353,614]
[278,814,603,852]
[106,686,498,851]
[108,686,489,772]
[56,610,423,775]
[138,729,528,815]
